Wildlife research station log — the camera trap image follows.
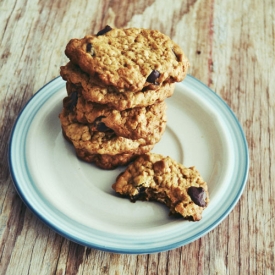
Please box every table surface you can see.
[1,0,274,274]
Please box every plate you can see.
[9,76,249,254]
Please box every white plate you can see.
[9,76,249,254]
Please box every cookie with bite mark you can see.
[112,153,209,221]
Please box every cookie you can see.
[64,92,167,142]
[60,106,153,169]
[74,146,153,170]
[64,27,189,92]
[59,107,154,156]
[61,62,175,111]
[112,153,209,221]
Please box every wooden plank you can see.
[0,0,275,274]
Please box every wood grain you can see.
[1,0,275,274]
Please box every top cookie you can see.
[65,26,189,92]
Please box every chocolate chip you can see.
[172,48,178,60]
[65,91,78,111]
[187,187,206,207]
[96,25,112,36]
[146,70,160,85]
[86,43,95,56]
[131,186,146,202]
[153,160,165,173]
[92,116,110,132]
[86,43,92,52]
[137,186,146,193]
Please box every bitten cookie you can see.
[61,62,175,111]
[64,26,189,92]
[112,153,209,221]
[64,92,167,142]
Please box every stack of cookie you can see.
[59,26,189,169]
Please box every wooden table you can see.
[1,0,274,274]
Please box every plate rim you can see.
[8,75,249,254]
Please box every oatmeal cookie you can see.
[59,108,154,155]
[64,93,167,142]
[61,62,175,110]
[74,146,153,170]
[64,26,189,92]
[112,153,209,221]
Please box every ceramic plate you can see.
[9,76,249,254]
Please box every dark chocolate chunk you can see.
[146,70,160,85]
[137,186,146,193]
[86,43,95,56]
[96,25,112,36]
[153,160,165,173]
[92,116,110,132]
[86,43,92,52]
[65,91,78,111]
[187,187,206,207]
[131,186,146,202]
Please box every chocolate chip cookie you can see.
[61,62,175,111]
[64,27,189,92]
[64,92,167,143]
[74,147,153,170]
[112,153,209,221]
[59,107,153,156]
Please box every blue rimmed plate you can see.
[9,76,249,254]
